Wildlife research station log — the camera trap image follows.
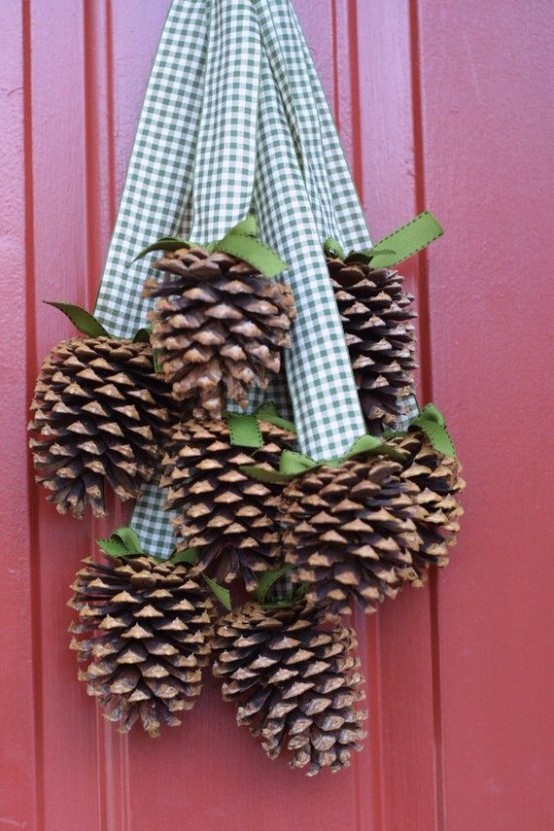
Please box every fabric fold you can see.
[93,0,375,555]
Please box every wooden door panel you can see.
[1,1,551,829]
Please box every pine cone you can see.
[143,246,296,417]
[212,602,367,775]
[161,418,296,590]
[280,457,423,615]
[29,337,180,518]
[328,255,417,432]
[68,554,215,737]
[388,430,465,584]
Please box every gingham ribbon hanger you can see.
[95,0,383,555]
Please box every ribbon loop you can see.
[96,527,144,559]
[135,217,287,279]
[253,402,297,435]
[212,216,288,278]
[323,237,346,260]
[411,403,456,458]
[224,405,297,450]
[243,403,456,483]
[356,211,444,269]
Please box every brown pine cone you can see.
[160,417,296,590]
[387,429,465,584]
[280,456,423,615]
[212,602,367,775]
[328,255,417,432]
[68,554,215,737]
[143,246,296,417]
[29,337,181,518]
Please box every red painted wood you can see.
[354,3,442,829]
[415,1,554,828]
[2,1,552,829]
[0,3,39,829]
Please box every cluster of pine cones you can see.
[28,242,464,775]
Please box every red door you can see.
[1,1,552,829]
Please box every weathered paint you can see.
[1,1,552,829]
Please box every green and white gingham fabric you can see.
[95,0,384,556]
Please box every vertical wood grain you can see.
[26,2,102,829]
[354,2,442,829]
[416,1,554,828]
[0,2,39,828]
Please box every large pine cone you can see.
[161,417,296,590]
[143,247,296,417]
[29,337,179,518]
[69,554,215,737]
[280,457,423,615]
[328,255,417,432]
[212,602,367,775]
[388,430,465,584]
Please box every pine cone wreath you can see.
[327,254,417,433]
[161,417,296,590]
[68,553,215,737]
[387,430,465,584]
[280,456,423,615]
[212,602,367,775]
[29,337,180,518]
[143,246,296,417]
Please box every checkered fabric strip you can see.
[94,0,209,339]
[190,0,262,240]
[255,0,371,251]
[253,48,367,459]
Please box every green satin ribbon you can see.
[398,402,456,458]
[224,403,296,449]
[97,527,144,558]
[96,528,232,609]
[135,216,287,279]
[253,401,297,434]
[46,301,153,345]
[324,210,444,268]
[253,564,295,603]
[242,433,403,484]
[243,402,456,483]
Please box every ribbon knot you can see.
[136,216,288,279]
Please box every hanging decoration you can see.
[28,304,179,518]
[28,0,465,775]
[68,530,216,737]
[142,218,296,416]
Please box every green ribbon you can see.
[224,413,262,449]
[95,531,231,609]
[224,403,296,449]
[201,574,232,611]
[96,527,144,558]
[324,210,444,268]
[47,301,152,345]
[243,403,456,483]
[253,565,295,603]
[168,547,200,566]
[243,433,404,484]
[168,549,231,610]
[252,402,297,434]
[253,565,307,609]
[135,216,287,279]
[46,301,112,339]
[404,403,456,458]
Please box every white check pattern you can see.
[94,0,398,556]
